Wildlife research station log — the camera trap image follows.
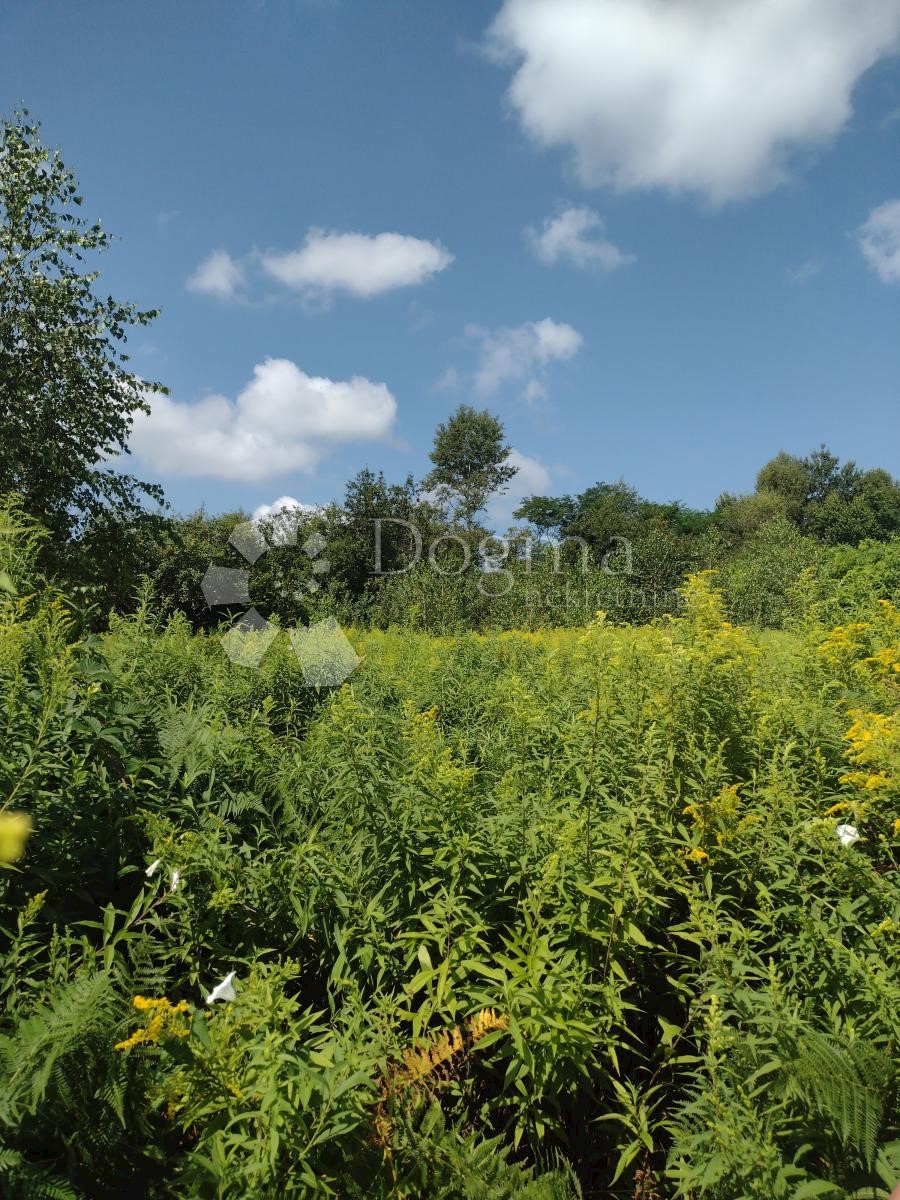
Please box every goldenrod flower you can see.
[824,801,851,816]
[115,996,190,1051]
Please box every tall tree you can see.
[422,404,517,528]
[0,110,164,546]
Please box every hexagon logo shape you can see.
[201,516,357,684]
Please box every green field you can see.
[2,508,899,1199]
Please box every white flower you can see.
[836,823,860,846]
[145,858,162,877]
[169,869,182,893]
[205,971,237,1005]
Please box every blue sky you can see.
[3,0,900,525]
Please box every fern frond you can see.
[791,1031,889,1168]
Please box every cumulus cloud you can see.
[487,0,900,203]
[527,206,634,270]
[261,229,453,299]
[469,318,583,397]
[130,357,397,481]
[857,199,900,283]
[186,250,245,300]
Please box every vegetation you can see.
[1,499,899,1197]
[0,110,164,579]
[423,404,517,530]
[94,468,897,638]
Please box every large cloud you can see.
[261,229,453,299]
[857,200,900,284]
[130,358,397,481]
[488,0,900,203]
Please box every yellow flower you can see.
[824,801,852,816]
[0,811,32,864]
[686,847,708,862]
[863,774,891,791]
[115,995,190,1051]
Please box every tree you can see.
[857,468,900,537]
[805,445,858,504]
[715,489,790,543]
[563,480,642,560]
[422,405,517,528]
[816,492,880,544]
[512,494,576,541]
[330,468,433,593]
[753,446,900,545]
[755,451,810,523]
[0,110,164,548]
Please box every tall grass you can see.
[0,506,898,1197]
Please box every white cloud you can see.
[130,357,397,481]
[487,448,552,527]
[527,206,634,270]
[857,199,900,283]
[251,496,318,522]
[469,318,583,396]
[488,0,900,204]
[251,496,322,545]
[261,228,453,299]
[506,448,551,496]
[186,250,244,300]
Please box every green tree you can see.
[857,467,900,537]
[512,494,576,541]
[715,489,790,543]
[332,467,433,592]
[755,451,810,523]
[0,110,164,548]
[557,480,642,563]
[754,446,900,545]
[422,405,517,528]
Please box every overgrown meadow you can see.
[1,502,899,1200]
